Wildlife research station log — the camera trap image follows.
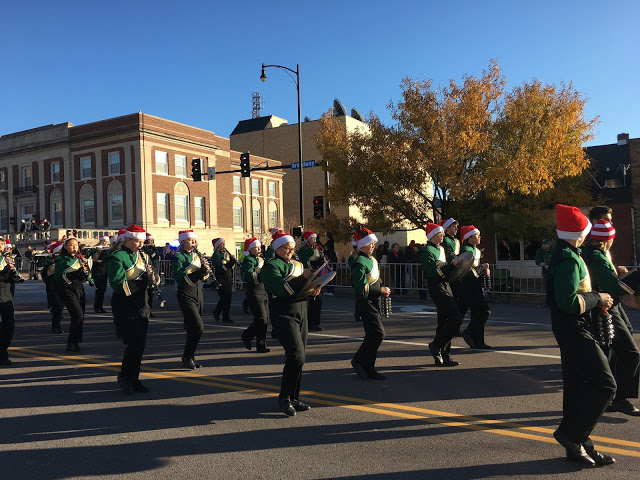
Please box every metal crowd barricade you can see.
[158,259,173,284]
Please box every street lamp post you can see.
[260,63,304,229]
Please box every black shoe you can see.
[475,342,493,350]
[51,326,64,334]
[192,357,202,368]
[182,356,197,370]
[0,358,13,366]
[309,326,323,331]
[291,399,311,412]
[213,312,221,323]
[66,342,80,353]
[241,333,252,351]
[351,359,368,380]
[461,331,476,349]
[582,439,615,466]
[98,308,107,313]
[610,399,640,416]
[133,381,150,393]
[256,342,271,353]
[429,342,443,366]
[117,375,134,395]
[442,357,460,367]
[367,370,386,380]
[278,397,296,416]
[553,429,596,467]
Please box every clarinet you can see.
[3,253,24,284]
[77,254,94,286]
[195,247,221,288]
[142,250,165,308]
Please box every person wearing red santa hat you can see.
[421,222,462,367]
[298,230,324,331]
[142,232,160,317]
[548,205,616,466]
[211,237,236,323]
[83,235,112,313]
[42,241,65,334]
[0,237,17,366]
[348,237,362,322]
[241,237,270,353]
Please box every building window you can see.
[51,161,61,183]
[50,188,63,227]
[268,181,277,198]
[252,199,262,232]
[233,176,242,194]
[233,197,243,229]
[175,194,189,222]
[157,193,169,221]
[0,198,7,231]
[195,196,205,223]
[79,184,95,226]
[0,171,6,191]
[155,150,168,175]
[81,156,92,179]
[22,166,32,187]
[110,194,123,222]
[268,201,278,229]
[108,152,120,175]
[175,154,187,177]
[251,178,260,196]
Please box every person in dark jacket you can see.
[0,237,16,366]
[211,237,236,323]
[241,237,270,353]
[387,243,407,296]
[42,241,65,334]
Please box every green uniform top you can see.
[55,252,85,286]
[347,250,358,269]
[442,234,460,263]
[350,253,381,298]
[298,245,323,269]
[535,246,555,266]
[41,255,55,280]
[421,242,456,283]
[582,247,629,300]
[551,243,601,316]
[212,250,236,273]
[260,256,306,300]
[460,243,484,280]
[264,245,275,261]
[107,247,157,297]
[171,250,210,288]
[241,254,265,289]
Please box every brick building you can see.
[0,113,284,255]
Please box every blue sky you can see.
[1,1,638,146]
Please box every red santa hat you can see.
[426,222,444,241]
[99,235,110,242]
[271,229,294,250]
[124,224,146,240]
[461,225,480,241]
[4,237,11,246]
[243,237,261,255]
[49,241,63,254]
[440,218,458,230]
[212,237,224,250]
[117,228,127,242]
[303,230,317,243]
[179,229,196,242]
[110,235,117,245]
[354,225,378,249]
[146,233,154,240]
[268,227,280,235]
[555,204,591,241]
[590,220,616,241]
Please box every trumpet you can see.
[142,250,165,308]
[3,253,24,284]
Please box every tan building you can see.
[0,113,284,256]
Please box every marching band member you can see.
[107,224,158,395]
[548,205,616,466]
[241,237,270,353]
[261,229,315,416]
[42,241,65,334]
[350,226,391,380]
[3,239,17,297]
[172,229,210,369]
[458,225,492,350]
[84,235,110,313]
[0,237,16,366]
[55,236,89,352]
[348,238,362,322]
[583,219,640,417]
[142,233,160,317]
[298,230,324,331]
[211,237,236,323]
[421,222,462,367]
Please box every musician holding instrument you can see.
[211,237,236,323]
[350,226,390,380]
[548,205,616,467]
[0,237,17,366]
[142,233,161,317]
[348,239,362,322]
[422,223,462,367]
[457,225,492,350]
[42,241,65,334]
[582,219,640,417]
[298,231,324,331]
[261,229,316,416]
[107,224,157,395]
[55,236,90,352]
[241,237,271,353]
[172,229,211,369]
[84,235,111,313]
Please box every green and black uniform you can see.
[142,244,160,309]
[350,252,385,375]
[87,247,109,312]
[212,250,236,322]
[0,254,16,364]
[457,242,491,347]
[549,240,616,444]
[421,242,461,357]
[241,254,269,351]
[55,251,87,348]
[42,255,63,331]
[108,246,156,388]
[261,255,307,401]
[172,249,209,362]
[348,250,362,321]
[297,245,324,330]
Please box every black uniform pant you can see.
[214,279,232,321]
[428,286,462,356]
[45,279,63,329]
[244,290,268,344]
[307,295,322,329]
[271,300,307,400]
[93,275,107,310]
[178,294,204,359]
[60,283,85,345]
[608,304,640,401]
[353,297,385,373]
[458,279,490,344]
[113,293,149,385]
[0,300,15,361]
[553,322,616,443]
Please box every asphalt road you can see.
[2,281,640,479]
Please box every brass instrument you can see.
[142,249,164,308]
[3,253,24,284]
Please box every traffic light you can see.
[191,158,202,181]
[313,196,324,219]
[240,153,251,178]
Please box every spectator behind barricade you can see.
[42,218,51,239]
[24,245,37,279]
[405,240,417,261]
[387,243,407,296]
[497,239,511,260]
[11,243,22,271]
[325,232,336,259]
[20,219,26,232]
[415,243,427,299]
[163,243,175,260]
[536,239,555,303]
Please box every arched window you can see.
[79,184,95,226]
[252,199,262,233]
[174,182,190,223]
[50,188,63,227]
[0,197,7,232]
[268,201,278,230]
[233,197,243,230]
[106,180,123,225]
